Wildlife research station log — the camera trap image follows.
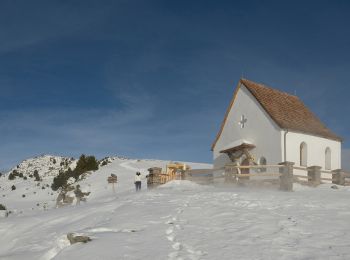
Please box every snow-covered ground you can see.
[1,157,350,259]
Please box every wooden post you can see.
[181,171,186,180]
[332,169,345,185]
[224,166,233,183]
[279,161,294,191]
[107,175,118,194]
[147,167,162,188]
[307,166,321,186]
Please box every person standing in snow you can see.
[134,172,142,191]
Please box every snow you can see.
[1,156,350,259]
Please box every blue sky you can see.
[0,0,349,169]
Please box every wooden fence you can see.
[183,169,214,184]
[223,162,350,191]
[223,163,290,190]
[147,172,182,188]
[148,162,350,191]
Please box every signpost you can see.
[107,174,118,193]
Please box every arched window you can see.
[300,142,307,167]
[325,147,331,170]
[259,157,267,172]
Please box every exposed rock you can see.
[0,210,8,218]
[67,233,91,244]
[331,185,339,189]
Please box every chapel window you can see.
[259,157,267,172]
[325,147,331,170]
[300,142,307,167]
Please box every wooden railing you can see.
[224,162,350,190]
[147,172,181,187]
[224,164,284,178]
[148,162,350,190]
[184,169,214,184]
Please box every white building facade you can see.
[212,79,342,172]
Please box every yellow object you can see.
[165,162,190,177]
[147,163,191,187]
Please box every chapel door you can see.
[241,158,250,180]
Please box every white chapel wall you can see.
[213,84,282,169]
[285,131,341,171]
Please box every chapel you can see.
[211,78,342,172]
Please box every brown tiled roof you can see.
[211,78,342,150]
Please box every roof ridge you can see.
[240,78,299,99]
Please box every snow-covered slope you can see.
[10,155,76,177]
[1,157,350,259]
[0,155,77,213]
[0,156,210,214]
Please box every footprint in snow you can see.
[167,235,175,242]
[175,224,183,230]
[172,242,182,250]
[166,227,174,235]
[168,251,180,259]
[176,209,184,214]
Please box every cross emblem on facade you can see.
[238,115,247,128]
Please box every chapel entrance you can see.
[219,141,256,182]
[240,157,250,180]
[219,142,256,166]
[241,158,250,174]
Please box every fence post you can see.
[307,166,321,186]
[224,166,235,183]
[279,161,294,191]
[332,169,345,185]
[181,171,186,180]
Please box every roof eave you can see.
[211,81,242,151]
[283,128,343,142]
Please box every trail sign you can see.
[107,174,118,193]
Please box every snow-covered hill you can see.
[1,157,350,259]
[10,155,77,177]
[0,155,209,215]
[0,155,78,213]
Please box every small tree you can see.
[75,154,98,176]
[0,204,6,210]
[51,170,70,191]
[8,173,15,180]
[101,160,108,166]
[33,170,41,181]
[11,185,16,191]
[51,154,99,191]
[8,170,20,180]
